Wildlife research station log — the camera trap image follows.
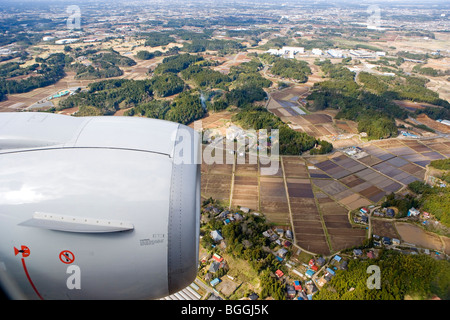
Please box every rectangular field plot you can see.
[290,198,320,221]
[203,161,233,175]
[202,174,232,203]
[423,142,450,157]
[330,154,366,172]
[282,157,309,178]
[286,178,314,198]
[293,220,330,256]
[386,156,409,168]
[421,151,446,160]
[339,193,371,210]
[231,175,259,211]
[371,220,398,239]
[358,155,384,166]
[359,186,385,203]
[372,163,404,177]
[318,197,366,252]
[259,177,289,224]
[402,141,433,153]
[259,157,283,177]
[312,179,349,196]
[384,146,416,156]
[399,163,425,179]
[235,153,258,176]
[340,174,366,188]
[314,159,353,179]
[361,145,395,161]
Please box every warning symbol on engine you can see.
[14,246,30,258]
[59,250,75,264]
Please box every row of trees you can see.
[306,60,419,140]
[407,177,450,228]
[181,65,230,89]
[0,52,68,100]
[182,39,245,55]
[231,106,330,156]
[67,50,137,80]
[259,53,311,83]
[315,250,450,300]
[154,53,204,74]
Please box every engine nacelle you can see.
[0,112,200,300]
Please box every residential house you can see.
[209,260,221,273]
[360,207,369,215]
[275,228,284,237]
[212,253,223,262]
[326,267,336,276]
[305,269,315,278]
[408,207,420,217]
[286,230,293,240]
[339,260,348,270]
[297,291,308,300]
[360,215,368,224]
[316,257,326,267]
[210,278,221,287]
[382,236,391,245]
[283,240,292,248]
[249,293,258,300]
[286,285,296,298]
[239,207,250,214]
[277,248,288,259]
[211,230,223,242]
[317,276,328,287]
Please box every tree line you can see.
[315,250,450,300]
[0,52,68,101]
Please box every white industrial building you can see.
[327,49,344,58]
[281,46,305,54]
[267,46,305,58]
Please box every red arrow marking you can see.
[14,246,30,258]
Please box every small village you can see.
[194,197,448,301]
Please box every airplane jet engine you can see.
[0,112,201,300]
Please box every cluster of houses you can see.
[282,254,350,300]
[372,234,401,247]
[353,206,371,225]
[316,255,348,289]
[202,205,249,225]
[201,250,228,288]
[355,205,430,223]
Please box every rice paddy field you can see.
[200,137,449,256]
